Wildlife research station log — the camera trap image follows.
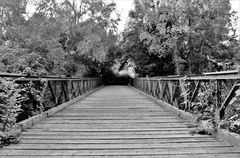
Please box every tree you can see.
[118,0,175,77]
[139,0,238,75]
[0,0,120,77]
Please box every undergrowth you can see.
[0,78,43,147]
[219,89,240,134]
[17,81,44,122]
[0,78,23,146]
[182,80,218,135]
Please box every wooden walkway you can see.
[1,86,240,158]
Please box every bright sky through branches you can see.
[231,0,240,35]
[103,0,134,32]
[27,0,240,34]
[113,0,240,34]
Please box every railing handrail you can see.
[137,70,240,80]
[132,70,240,123]
[0,72,100,81]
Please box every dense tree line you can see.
[0,0,239,78]
[0,0,119,77]
[117,0,239,77]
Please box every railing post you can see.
[39,80,48,104]
[147,77,151,94]
[68,79,72,100]
[179,78,188,110]
[215,80,222,122]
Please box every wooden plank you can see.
[45,118,183,122]
[40,121,185,125]
[0,147,240,156]
[19,134,213,139]
[50,115,177,119]
[27,128,190,132]
[1,86,240,158]
[1,154,240,158]
[22,131,190,136]
[33,124,188,129]
[19,137,217,144]
[5,142,232,150]
[52,113,175,117]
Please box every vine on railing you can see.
[132,71,240,135]
[0,73,102,147]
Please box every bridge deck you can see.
[1,86,240,158]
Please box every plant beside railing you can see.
[184,81,218,135]
[132,72,240,136]
[0,74,102,147]
[219,89,240,134]
[17,80,44,122]
[0,78,23,146]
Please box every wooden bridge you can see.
[1,72,240,157]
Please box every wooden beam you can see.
[40,81,49,103]
[167,81,173,102]
[190,81,201,102]
[160,81,167,100]
[219,84,240,119]
[48,81,57,104]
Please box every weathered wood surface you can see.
[1,86,240,158]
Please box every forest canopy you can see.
[119,0,239,76]
[0,0,120,77]
[0,0,239,78]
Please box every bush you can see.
[0,78,45,147]
[0,78,23,146]
[184,81,217,135]
[1,53,16,66]
[17,81,44,122]
[219,89,240,134]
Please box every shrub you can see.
[0,78,23,146]
[184,81,217,135]
[17,81,44,122]
[219,89,240,134]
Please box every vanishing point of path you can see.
[1,86,240,158]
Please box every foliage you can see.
[17,81,44,122]
[0,78,23,146]
[122,0,239,75]
[0,77,46,146]
[180,76,191,110]
[183,80,217,135]
[0,0,119,77]
[219,89,240,134]
[118,0,175,77]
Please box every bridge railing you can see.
[132,70,240,122]
[0,73,102,122]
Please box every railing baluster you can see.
[132,71,240,123]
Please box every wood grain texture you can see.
[1,86,240,157]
